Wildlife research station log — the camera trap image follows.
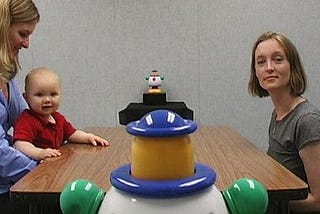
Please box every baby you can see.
[13,67,109,161]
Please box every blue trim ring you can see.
[126,121,197,137]
[126,110,197,137]
[110,163,216,198]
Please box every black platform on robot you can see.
[119,101,193,125]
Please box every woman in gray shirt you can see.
[248,31,320,213]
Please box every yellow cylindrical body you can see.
[131,135,195,180]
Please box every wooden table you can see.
[10,126,308,214]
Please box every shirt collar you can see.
[28,109,56,125]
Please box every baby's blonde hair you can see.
[24,67,60,92]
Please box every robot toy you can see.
[60,110,268,214]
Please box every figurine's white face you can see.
[148,75,162,87]
[98,186,229,214]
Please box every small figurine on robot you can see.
[60,110,269,214]
[145,70,164,94]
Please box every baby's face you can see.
[25,70,62,117]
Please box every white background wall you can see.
[19,0,320,151]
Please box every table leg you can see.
[28,203,62,214]
[28,203,42,214]
[267,200,289,214]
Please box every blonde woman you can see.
[0,0,39,212]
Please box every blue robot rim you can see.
[126,110,197,137]
[110,163,216,198]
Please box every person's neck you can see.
[31,109,56,124]
[48,114,56,123]
[0,78,9,100]
[270,93,305,121]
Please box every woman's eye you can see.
[19,31,29,38]
[256,60,265,65]
[275,57,284,63]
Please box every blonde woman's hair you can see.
[0,0,39,80]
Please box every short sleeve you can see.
[13,112,37,143]
[60,115,76,140]
[296,113,320,150]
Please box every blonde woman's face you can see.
[9,21,37,57]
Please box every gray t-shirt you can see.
[267,101,320,183]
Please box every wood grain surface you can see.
[11,126,308,203]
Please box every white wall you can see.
[19,0,320,151]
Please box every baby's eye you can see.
[35,93,43,97]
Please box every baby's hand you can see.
[39,148,61,160]
[88,133,110,146]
